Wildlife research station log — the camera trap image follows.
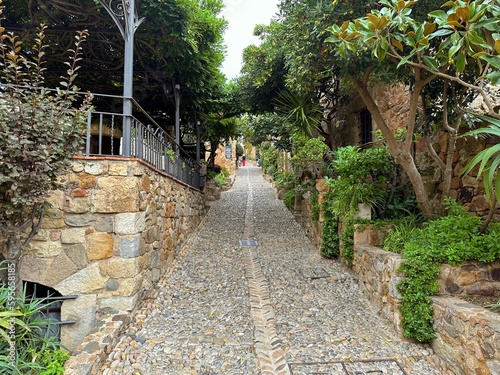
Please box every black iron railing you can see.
[84,94,204,189]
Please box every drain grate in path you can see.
[289,358,408,375]
[239,240,259,246]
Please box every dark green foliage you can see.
[283,188,296,210]
[339,218,356,267]
[0,280,68,374]
[382,218,421,254]
[273,171,297,189]
[397,199,500,342]
[321,192,340,258]
[235,143,244,158]
[260,142,278,175]
[325,145,394,218]
[310,190,320,224]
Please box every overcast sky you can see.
[220,0,280,80]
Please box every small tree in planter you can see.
[0,9,91,293]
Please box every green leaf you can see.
[397,53,414,68]
[466,30,492,50]
[480,55,500,69]
[486,71,500,85]
[422,56,439,71]
[448,41,463,59]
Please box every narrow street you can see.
[99,167,443,375]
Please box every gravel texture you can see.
[98,166,445,375]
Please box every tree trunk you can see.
[351,76,434,220]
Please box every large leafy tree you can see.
[1,0,227,120]
[326,0,500,219]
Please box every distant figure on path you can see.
[242,155,246,167]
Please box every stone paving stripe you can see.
[243,169,291,375]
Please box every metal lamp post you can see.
[99,0,144,157]
[174,83,181,155]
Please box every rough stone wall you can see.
[294,178,330,249]
[212,142,237,174]
[353,228,500,375]
[18,157,206,352]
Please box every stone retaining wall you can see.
[18,157,206,352]
[353,228,500,375]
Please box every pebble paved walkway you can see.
[99,166,444,375]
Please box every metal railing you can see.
[83,94,204,190]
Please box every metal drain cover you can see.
[289,358,407,375]
[239,240,259,246]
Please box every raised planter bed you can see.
[353,228,500,375]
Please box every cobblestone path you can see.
[99,167,445,375]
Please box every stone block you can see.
[389,276,403,300]
[65,214,96,227]
[465,282,496,296]
[94,177,139,213]
[94,216,114,233]
[84,162,107,175]
[72,188,88,198]
[114,212,146,235]
[78,173,96,189]
[33,229,50,241]
[60,294,97,352]
[99,295,139,311]
[65,197,92,214]
[55,262,108,295]
[64,244,89,269]
[116,275,143,297]
[20,252,78,287]
[31,241,63,258]
[87,232,114,260]
[105,279,119,291]
[41,218,66,229]
[100,257,140,278]
[71,161,85,173]
[109,162,128,176]
[61,227,87,244]
[141,175,151,192]
[118,235,141,258]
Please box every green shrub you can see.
[283,188,296,210]
[38,349,69,375]
[273,171,297,189]
[214,173,226,186]
[310,190,320,224]
[260,142,278,175]
[220,165,230,178]
[325,145,393,218]
[0,279,67,374]
[382,218,421,254]
[291,137,330,177]
[321,192,340,258]
[397,199,500,342]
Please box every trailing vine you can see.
[396,199,500,342]
[310,190,320,224]
[321,192,340,258]
[339,217,356,266]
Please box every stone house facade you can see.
[16,157,206,351]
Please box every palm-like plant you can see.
[461,114,500,231]
[274,90,322,137]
